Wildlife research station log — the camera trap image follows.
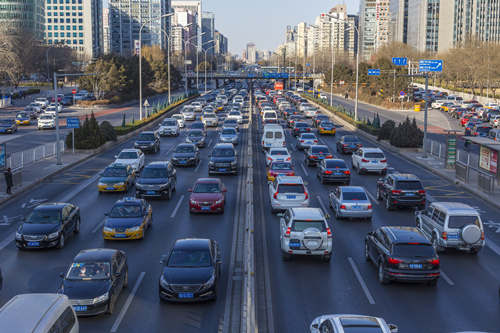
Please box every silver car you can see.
[310,314,398,333]
[269,176,309,213]
[181,106,196,121]
[296,133,318,150]
[329,186,373,220]
[219,127,239,145]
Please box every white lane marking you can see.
[317,195,329,214]
[290,144,297,152]
[110,271,146,333]
[92,219,105,234]
[0,232,15,251]
[59,173,101,202]
[347,257,376,305]
[486,238,500,256]
[207,138,213,148]
[300,163,309,177]
[365,190,379,205]
[440,270,455,286]
[194,160,202,173]
[170,194,184,218]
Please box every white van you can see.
[262,124,285,150]
[262,111,278,124]
[0,293,78,333]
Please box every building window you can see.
[48,32,52,37]
[60,25,64,30]
[66,18,70,23]
[73,40,77,44]
[54,18,58,23]
[78,19,82,23]
[72,6,75,10]
[73,32,77,37]
[79,32,83,37]
[60,32,64,37]
[48,12,52,16]
[79,40,83,44]
[48,39,52,44]
[66,25,70,30]
[73,26,77,30]
[72,19,76,23]
[54,32,58,37]
[78,26,83,30]
[78,6,82,10]
[47,18,52,23]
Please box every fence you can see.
[7,141,65,172]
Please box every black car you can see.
[313,114,330,128]
[365,226,440,286]
[16,203,80,250]
[186,129,206,147]
[135,161,176,199]
[60,248,128,316]
[292,121,311,137]
[208,143,238,175]
[171,143,200,167]
[190,121,206,133]
[317,159,351,185]
[304,145,333,167]
[134,131,160,153]
[159,238,221,302]
[0,119,17,134]
[376,173,426,210]
[336,135,362,154]
[282,108,297,119]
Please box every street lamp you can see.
[185,32,206,93]
[184,32,197,96]
[202,40,215,93]
[310,24,318,96]
[139,12,174,121]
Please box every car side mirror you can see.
[388,324,398,333]
[104,213,109,217]
[160,254,168,264]
[276,212,284,217]
[59,272,65,278]
[325,213,331,220]
[188,188,192,192]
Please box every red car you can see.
[188,178,227,214]
[267,161,295,181]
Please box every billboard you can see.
[479,146,498,174]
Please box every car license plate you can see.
[352,205,362,210]
[27,241,40,247]
[447,233,459,240]
[286,195,296,199]
[73,305,87,312]
[147,191,156,195]
[201,206,211,211]
[371,160,378,163]
[179,160,186,164]
[106,187,115,190]
[289,241,300,248]
[334,172,342,176]
[409,264,423,269]
[319,156,324,159]
[405,193,415,196]
[265,143,271,147]
[218,168,227,172]
[114,234,127,238]
[178,292,194,299]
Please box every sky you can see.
[203,0,360,55]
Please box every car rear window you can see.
[343,136,359,142]
[295,122,307,127]
[364,152,385,158]
[392,243,435,257]
[274,132,283,139]
[326,160,346,168]
[342,191,367,200]
[271,162,292,170]
[311,147,329,154]
[271,150,287,155]
[396,181,423,190]
[265,132,273,138]
[301,134,316,139]
[447,215,481,229]
[277,184,304,193]
[291,221,326,232]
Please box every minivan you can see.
[262,124,285,151]
[0,293,78,333]
[262,111,278,124]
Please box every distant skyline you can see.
[203,0,360,54]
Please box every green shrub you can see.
[100,121,117,142]
[378,120,396,141]
[389,117,423,148]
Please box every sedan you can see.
[60,248,128,316]
[189,178,227,214]
[219,127,239,145]
[267,161,295,181]
[0,119,17,134]
[265,147,291,166]
[310,314,398,333]
[292,121,311,137]
[223,119,239,131]
[336,135,362,154]
[317,159,350,185]
[329,186,372,220]
[313,114,330,128]
[171,143,200,167]
[185,129,206,148]
[103,197,152,240]
[296,133,318,151]
[287,115,304,128]
[304,145,333,167]
[317,121,336,135]
[15,112,30,125]
[97,164,135,193]
[114,149,145,173]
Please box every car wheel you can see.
[320,175,325,184]
[167,187,172,200]
[427,278,438,287]
[322,254,331,263]
[364,242,371,262]
[57,234,65,249]
[469,248,480,255]
[106,300,114,315]
[378,261,389,284]
[123,270,129,288]
[385,197,393,211]
[282,252,292,261]
[74,218,80,234]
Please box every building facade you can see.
[172,0,201,51]
[201,11,215,56]
[359,0,390,60]
[296,22,308,58]
[406,0,439,52]
[0,0,45,38]
[172,8,196,54]
[246,42,256,64]
[214,30,227,55]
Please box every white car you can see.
[49,103,63,112]
[181,107,196,121]
[352,147,387,175]
[44,106,57,115]
[158,118,180,136]
[37,114,55,130]
[114,149,145,172]
[34,97,49,108]
[201,112,218,127]
[228,111,243,124]
[489,114,500,127]
[304,107,319,118]
[265,147,291,166]
[269,176,309,212]
[431,100,448,109]
[310,314,398,333]
[191,101,202,112]
[172,114,185,128]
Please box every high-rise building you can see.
[286,25,297,43]
[103,7,110,54]
[406,0,439,52]
[214,30,228,55]
[296,22,308,58]
[390,0,408,44]
[306,24,319,58]
[172,0,201,51]
[172,8,196,54]
[359,0,390,59]
[0,0,44,39]
[108,0,171,56]
[44,0,102,59]
[201,11,215,56]
[246,42,256,64]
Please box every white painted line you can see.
[92,219,105,234]
[194,160,202,173]
[316,195,329,214]
[486,238,500,256]
[300,163,309,177]
[59,173,101,202]
[110,271,146,333]
[170,194,184,218]
[440,270,454,286]
[347,257,376,305]
[207,138,213,148]
[365,190,379,205]
[0,232,14,251]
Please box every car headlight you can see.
[15,232,22,240]
[208,161,214,166]
[92,292,109,304]
[103,227,114,232]
[127,226,141,232]
[231,160,237,166]
[215,198,223,205]
[202,274,215,289]
[135,183,144,190]
[160,275,170,288]
[190,199,198,205]
[158,183,169,190]
[47,231,59,240]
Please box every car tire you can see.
[364,242,371,262]
[378,261,389,284]
[74,218,80,234]
[106,300,114,315]
[57,234,65,249]
[322,254,331,263]
[385,197,393,211]
[469,248,480,255]
[282,252,292,261]
[123,270,129,288]
[427,278,438,287]
[320,175,325,184]
[167,187,172,200]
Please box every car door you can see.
[61,206,72,237]
[372,229,389,262]
[332,188,341,211]
[110,257,120,303]
[116,253,126,293]
[280,210,291,246]
[269,180,277,200]
[168,163,176,188]
[139,151,145,169]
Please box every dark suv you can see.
[376,173,426,210]
[304,145,333,167]
[364,226,440,286]
[208,143,238,175]
[134,131,160,153]
[135,161,177,199]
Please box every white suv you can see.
[269,176,309,213]
[158,118,180,136]
[352,147,387,175]
[181,107,196,121]
[37,114,55,130]
[279,207,332,262]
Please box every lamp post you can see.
[139,12,173,121]
[184,33,198,96]
[310,24,318,96]
[202,40,215,93]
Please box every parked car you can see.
[269,176,309,213]
[135,161,176,200]
[103,197,152,240]
[171,143,200,167]
[310,314,398,333]
[336,135,362,154]
[317,159,350,185]
[376,173,426,210]
[352,147,387,175]
[188,178,227,214]
[134,131,160,153]
[208,143,237,175]
[329,186,372,220]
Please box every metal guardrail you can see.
[476,168,495,192]
[455,161,468,182]
[7,141,65,172]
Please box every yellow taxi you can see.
[97,164,135,193]
[103,197,152,240]
[318,121,336,135]
[15,112,30,125]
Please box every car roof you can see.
[213,143,235,149]
[119,148,141,153]
[139,131,155,134]
[310,145,329,149]
[361,147,383,152]
[74,248,118,262]
[177,143,196,147]
[34,203,67,210]
[276,175,303,184]
[390,173,420,181]
[194,177,221,184]
[339,186,366,193]
[431,202,479,214]
[382,226,430,244]
[290,207,325,220]
[173,238,211,250]
[114,197,142,205]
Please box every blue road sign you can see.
[419,59,443,72]
[399,90,406,96]
[66,117,80,129]
[280,73,289,79]
[368,69,381,76]
[392,57,408,66]
[306,63,311,67]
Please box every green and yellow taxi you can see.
[103,197,152,240]
[97,164,135,193]
[318,121,336,135]
[15,112,30,125]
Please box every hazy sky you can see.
[203,0,360,55]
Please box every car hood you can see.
[115,159,139,166]
[63,279,111,300]
[99,176,126,183]
[173,152,195,159]
[20,223,59,235]
[162,266,214,284]
[135,140,154,145]
[104,217,143,228]
[220,135,237,139]
[190,193,222,201]
[187,136,203,141]
[137,177,169,185]
[210,157,235,163]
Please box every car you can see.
[313,114,330,128]
[135,161,176,199]
[188,178,227,214]
[352,147,387,174]
[172,114,185,128]
[103,197,152,240]
[61,95,74,106]
[201,112,218,127]
[269,176,309,213]
[97,164,135,193]
[171,143,200,167]
[287,114,304,128]
[185,129,206,148]
[304,145,333,167]
[267,161,295,181]
[296,133,319,150]
[60,248,128,316]
[26,102,42,114]
[181,106,196,121]
[227,111,243,124]
[416,202,485,254]
[265,147,291,166]
[292,121,311,137]
[310,314,398,333]
[158,118,180,136]
[114,149,145,173]
[15,112,30,125]
[33,97,49,108]
[317,121,336,135]
[0,119,18,133]
[159,238,221,302]
[191,101,203,112]
[223,118,239,131]
[134,131,160,153]
[37,114,55,130]
[376,173,426,210]
[190,121,206,133]
[262,111,278,124]
[15,203,80,249]
[279,207,332,262]
[317,159,350,185]
[219,127,239,145]
[470,123,492,137]
[208,143,238,175]
[336,135,362,154]
[329,186,373,220]
[365,226,440,285]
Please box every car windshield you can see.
[301,134,316,139]
[39,116,52,120]
[191,123,204,129]
[163,120,177,126]
[343,136,359,143]
[138,134,155,141]
[26,209,61,224]
[365,152,385,158]
[141,167,167,178]
[102,167,127,177]
[326,160,346,168]
[271,162,292,170]
[222,128,236,135]
[188,130,203,137]
[342,191,368,200]
[193,182,220,193]
[277,184,304,193]
[204,114,216,118]
[320,122,334,127]
[212,148,234,157]
[396,181,423,190]
[291,221,326,232]
[225,120,237,124]
[66,262,111,280]
[392,243,435,257]
[167,249,212,267]
[270,150,287,156]
[175,145,194,153]
[16,113,27,118]
[117,152,138,159]
[342,326,384,333]
[447,215,481,229]
[311,147,329,154]
[109,204,142,218]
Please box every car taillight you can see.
[286,157,291,161]
[429,258,440,266]
[286,172,295,176]
[326,227,332,238]
[267,157,272,161]
[304,192,309,200]
[367,204,372,209]
[273,192,278,199]
[284,227,291,237]
[324,170,333,174]
[388,257,402,264]
[314,140,318,143]
[311,155,318,159]
[326,155,333,158]
[344,170,350,175]
[418,190,426,194]
[343,144,348,147]
[340,204,346,209]
[481,231,485,240]
[262,141,265,145]
[441,232,447,240]
[361,158,369,162]
[380,159,387,163]
[300,140,305,142]
[306,128,310,131]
